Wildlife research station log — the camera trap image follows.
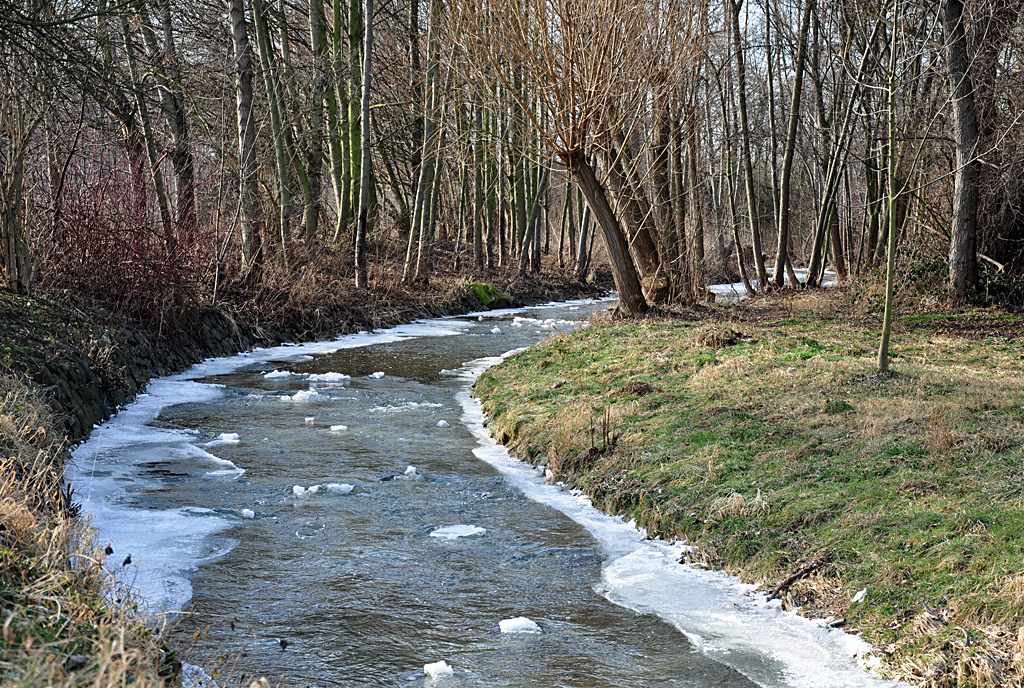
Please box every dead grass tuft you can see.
[0,375,171,687]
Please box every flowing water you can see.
[70,299,902,688]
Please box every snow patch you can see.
[368,371,385,379]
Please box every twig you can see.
[767,552,832,600]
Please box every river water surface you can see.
[70,299,900,688]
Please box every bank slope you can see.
[475,297,1024,687]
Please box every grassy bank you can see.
[0,378,173,686]
[475,289,1024,687]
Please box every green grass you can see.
[476,304,1024,687]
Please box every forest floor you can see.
[475,284,1024,688]
[0,260,608,687]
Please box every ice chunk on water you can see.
[293,485,307,496]
[307,372,350,382]
[490,327,502,334]
[240,509,254,519]
[205,432,240,447]
[404,465,418,477]
[282,388,320,402]
[430,525,485,539]
[368,371,385,379]
[304,416,315,423]
[330,425,348,432]
[499,616,541,633]
[423,660,453,678]
[325,483,354,494]
[436,420,449,427]
[263,369,294,379]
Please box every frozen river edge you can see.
[71,297,904,688]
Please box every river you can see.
[69,298,901,688]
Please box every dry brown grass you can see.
[0,375,172,687]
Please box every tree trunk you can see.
[771,0,814,288]
[945,0,979,301]
[730,0,767,288]
[252,0,292,263]
[354,0,373,287]
[564,150,648,314]
[227,0,262,278]
[120,15,175,253]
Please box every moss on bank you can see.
[475,290,1024,687]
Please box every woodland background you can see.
[2,0,1023,322]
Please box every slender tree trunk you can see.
[354,0,373,287]
[252,0,292,263]
[227,0,262,278]
[307,0,329,239]
[771,0,814,288]
[120,15,175,252]
[945,0,979,300]
[472,100,484,270]
[348,0,363,226]
[878,3,899,372]
[731,0,767,288]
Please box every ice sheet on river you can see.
[456,353,905,688]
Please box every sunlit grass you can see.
[476,297,1024,687]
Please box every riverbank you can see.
[475,287,1024,688]
[0,270,606,687]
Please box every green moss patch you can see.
[465,282,508,309]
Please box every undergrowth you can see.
[476,289,1024,687]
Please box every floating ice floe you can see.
[240,509,254,519]
[325,483,354,494]
[423,661,453,678]
[490,327,502,334]
[304,416,315,422]
[430,525,485,539]
[368,371,385,379]
[307,372,350,382]
[436,420,449,427]
[263,369,294,379]
[282,388,320,402]
[330,424,348,432]
[404,466,418,478]
[294,483,353,496]
[205,432,240,447]
[369,401,444,414]
[499,616,541,633]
